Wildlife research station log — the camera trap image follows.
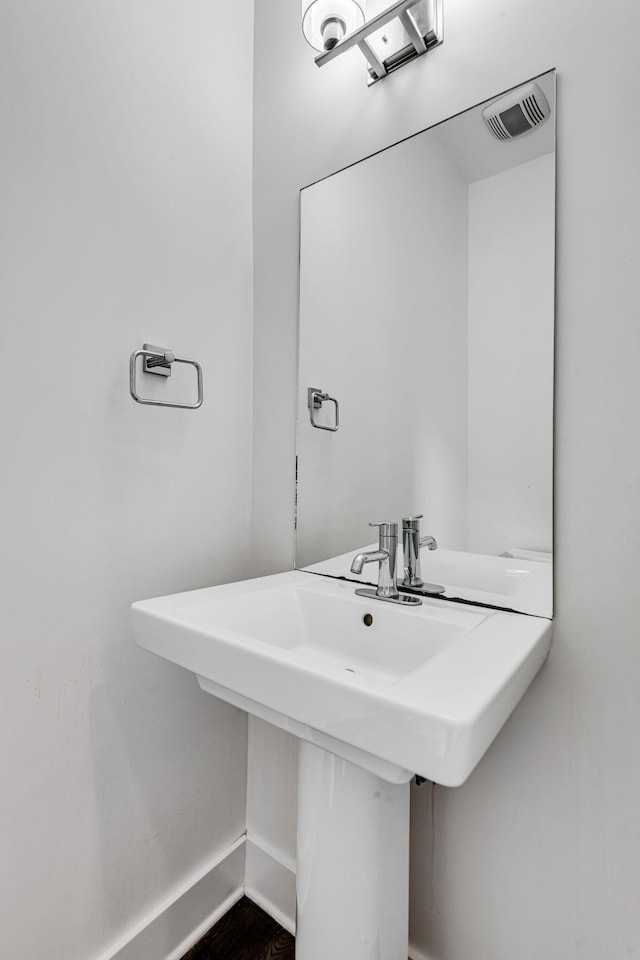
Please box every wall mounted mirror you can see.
[296,71,555,618]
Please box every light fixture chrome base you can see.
[314,0,443,85]
[355,588,422,606]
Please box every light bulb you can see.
[302,0,365,53]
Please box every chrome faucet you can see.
[351,522,399,598]
[351,522,421,606]
[400,515,444,594]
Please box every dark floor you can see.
[181,897,295,960]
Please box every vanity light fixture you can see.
[303,0,443,85]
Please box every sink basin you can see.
[132,570,551,787]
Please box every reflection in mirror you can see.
[295,71,555,618]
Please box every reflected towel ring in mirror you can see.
[307,386,340,431]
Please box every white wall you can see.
[467,153,555,556]
[251,1,640,957]
[0,3,253,959]
[296,133,468,568]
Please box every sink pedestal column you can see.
[296,741,410,960]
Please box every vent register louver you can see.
[482,81,551,141]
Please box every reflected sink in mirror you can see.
[305,543,553,617]
[132,571,552,787]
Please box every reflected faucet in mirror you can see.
[400,515,445,594]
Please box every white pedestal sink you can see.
[132,571,551,959]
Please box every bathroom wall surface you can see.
[467,153,555,557]
[0,3,254,959]
[251,1,640,957]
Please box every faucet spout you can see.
[350,549,388,575]
[420,535,437,551]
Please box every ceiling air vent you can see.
[482,81,551,141]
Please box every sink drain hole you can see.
[363,613,373,627]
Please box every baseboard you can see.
[244,834,296,935]
[92,830,431,960]
[93,836,246,960]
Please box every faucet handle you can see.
[369,521,398,539]
[402,515,423,531]
[402,516,437,549]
